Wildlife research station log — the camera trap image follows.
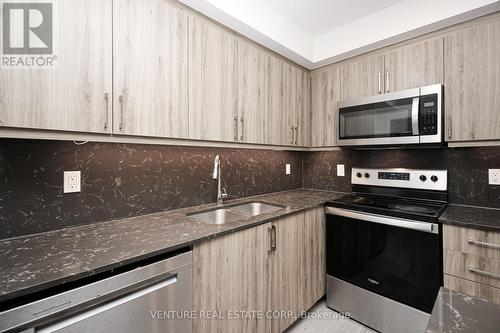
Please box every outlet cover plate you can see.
[64,171,81,193]
[337,164,345,177]
[489,169,500,185]
[286,164,291,175]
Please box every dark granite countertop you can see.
[0,189,344,305]
[439,204,500,232]
[425,287,500,333]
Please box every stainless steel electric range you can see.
[325,167,448,333]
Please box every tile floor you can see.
[287,301,376,333]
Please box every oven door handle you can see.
[411,97,420,135]
[325,207,439,234]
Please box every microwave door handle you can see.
[411,97,420,135]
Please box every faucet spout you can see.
[213,155,227,205]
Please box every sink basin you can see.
[230,202,284,216]
[189,208,247,225]
[189,202,284,225]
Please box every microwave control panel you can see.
[420,94,438,135]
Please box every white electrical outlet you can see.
[286,164,291,175]
[337,164,345,177]
[64,171,81,193]
[489,169,500,185]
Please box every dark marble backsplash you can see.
[0,140,302,239]
[2,139,500,239]
[303,146,500,208]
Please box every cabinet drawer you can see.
[443,225,500,260]
[444,248,500,289]
[444,274,500,305]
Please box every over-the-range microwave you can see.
[337,84,443,147]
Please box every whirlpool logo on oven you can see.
[1,1,57,68]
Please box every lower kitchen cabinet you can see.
[192,207,325,333]
[443,224,500,305]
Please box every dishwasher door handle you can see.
[37,276,178,333]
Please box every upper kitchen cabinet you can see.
[113,0,189,138]
[283,63,310,146]
[0,0,112,133]
[340,54,384,101]
[265,56,285,145]
[236,39,268,144]
[188,16,238,142]
[384,38,444,92]
[311,65,341,147]
[444,19,500,142]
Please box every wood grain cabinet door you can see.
[340,54,385,101]
[236,39,268,144]
[193,222,272,333]
[311,66,341,147]
[270,207,326,332]
[0,0,112,133]
[188,16,238,142]
[295,69,311,147]
[265,56,285,146]
[444,19,500,142]
[113,0,188,138]
[384,38,444,92]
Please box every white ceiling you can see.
[180,0,500,69]
[263,0,403,35]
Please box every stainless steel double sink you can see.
[188,202,284,225]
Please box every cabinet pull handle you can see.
[233,116,238,141]
[295,126,298,145]
[104,93,109,130]
[268,226,277,253]
[469,267,500,280]
[291,126,295,145]
[447,115,452,139]
[386,71,390,93]
[240,117,244,141]
[119,95,124,131]
[271,225,277,252]
[468,239,500,250]
[378,72,382,94]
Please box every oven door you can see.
[338,88,420,146]
[326,207,442,313]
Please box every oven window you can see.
[339,98,415,139]
[326,214,442,313]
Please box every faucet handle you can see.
[221,188,228,199]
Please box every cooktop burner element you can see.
[389,203,437,215]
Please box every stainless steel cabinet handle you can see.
[119,95,124,131]
[268,225,277,253]
[291,126,295,145]
[104,93,109,130]
[233,116,238,141]
[294,126,298,145]
[386,71,390,93]
[378,72,382,94]
[469,267,500,280]
[468,239,500,250]
[240,117,244,141]
[447,115,452,139]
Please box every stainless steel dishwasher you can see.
[0,250,192,333]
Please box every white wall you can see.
[314,0,500,64]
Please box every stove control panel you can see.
[352,168,448,191]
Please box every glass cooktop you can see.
[327,194,447,222]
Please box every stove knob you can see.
[364,173,370,178]
[419,175,427,182]
[356,172,362,178]
[431,175,438,182]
